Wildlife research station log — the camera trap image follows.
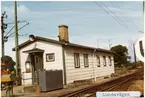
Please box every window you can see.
[96,55,100,67]
[103,56,106,66]
[84,54,89,67]
[46,53,55,62]
[109,56,112,66]
[74,53,80,68]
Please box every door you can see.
[31,52,43,84]
[34,53,43,71]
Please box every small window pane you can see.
[103,56,106,66]
[74,53,80,68]
[109,56,112,66]
[96,55,100,67]
[84,54,89,67]
[46,53,55,62]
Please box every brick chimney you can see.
[58,25,69,43]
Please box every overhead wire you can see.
[5,20,29,36]
[7,22,29,37]
[110,2,139,30]
[4,26,15,36]
[109,2,128,22]
[99,1,132,31]
[93,1,132,32]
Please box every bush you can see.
[125,61,143,69]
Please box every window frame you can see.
[84,54,89,67]
[74,53,80,68]
[103,56,106,66]
[46,53,55,62]
[96,55,100,67]
[108,56,112,66]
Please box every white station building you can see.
[13,25,115,85]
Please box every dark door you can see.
[31,52,43,84]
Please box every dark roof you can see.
[23,48,44,53]
[12,36,115,54]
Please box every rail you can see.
[58,69,143,97]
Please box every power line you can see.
[4,26,15,36]
[5,20,29,36]
[93,1,131,32]
[110,2,128,27]
[99,1,132,31]
[109,2,128,22]
[7,22,29,37]
[110,2,139,30]
[3,21,29,43]
[6,20,27,24]
[108,39,112,49]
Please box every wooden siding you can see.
[64,47,114,84]
[19,41,63,85]
[19,40,114,85]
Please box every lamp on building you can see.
[25,61,31,73]
[29,34,35,41]
[111,58,113,61]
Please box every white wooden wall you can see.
[94,52,114,77]
[19,42,35,85]
[19,41,63,85]
[64,47,114,84]
[19,40,114,85]
[37,41,63,70]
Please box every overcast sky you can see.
[1,1,144,62]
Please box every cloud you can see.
[2,5,30,14]
[2,2,143,62]
[18,5,31,13]
[4,37,28,61]
[2,5,85,26]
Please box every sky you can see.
[1,1,144,62]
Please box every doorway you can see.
[30,52,43,84]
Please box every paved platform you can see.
[1,85,36,97]
[1,69,137,97]
[1,76,114,97]
[38,70,137,97]
[38,76,117,97]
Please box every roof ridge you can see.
[13,35,115,54]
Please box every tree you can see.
[110,45,130,66]
[1,56,16,89]
[1,56,16,71]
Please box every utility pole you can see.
[14,1,20,85]
[97,39,99,48]
[108,39,112,49]
[143,1,144,34]
[1,14,4,57]
[133,44,137,63]
[1,11,7,57]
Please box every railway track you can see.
[58,69,143,97]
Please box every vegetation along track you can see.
[58,69,143,97]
